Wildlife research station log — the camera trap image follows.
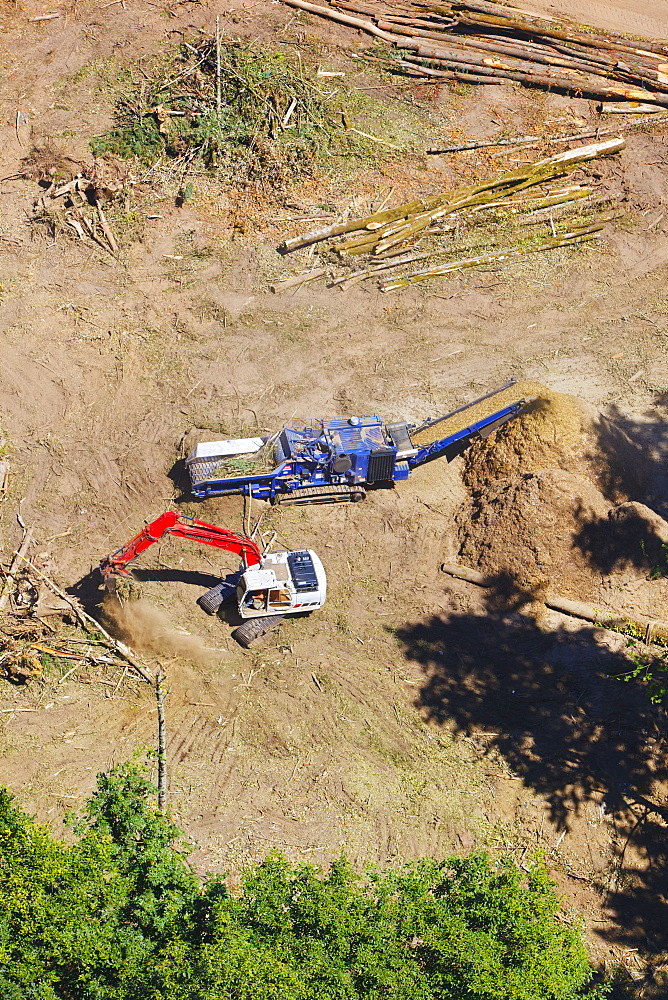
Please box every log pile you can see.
[281,0,668,106]
[278,138,623,290]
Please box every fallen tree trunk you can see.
[440,563,668,644]
[279,0,404,41]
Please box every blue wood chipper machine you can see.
[185,381,525,506]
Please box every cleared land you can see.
[1,0,667,989]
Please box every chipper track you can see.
[271,485,365,506]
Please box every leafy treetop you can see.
[0,761,606,999]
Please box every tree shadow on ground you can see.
[575,395,668,576]
[129,567,221,589]
[395,577,668,952]
[68,567,223,616]
[588,394,668,516]
[572,501,668,576]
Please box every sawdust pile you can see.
[457,383,664,602]
[460,382,648,502]
[103,597,227,667]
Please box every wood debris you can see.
[281,0,668,106]
[0,513,152,686]
[29,156,136,256]
[277,138,623,290]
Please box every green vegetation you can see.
[620,641,668,707]
[0,759,606,999]
[91,39,386,188]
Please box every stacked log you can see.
[278,138,623,290]
[281,0,668,105]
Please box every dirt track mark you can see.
[167,712,230,766]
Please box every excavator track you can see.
[232,615,286,648]
[272,485,366,506]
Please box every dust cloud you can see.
[103,597,228,667]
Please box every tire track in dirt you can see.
[167,712,224,765]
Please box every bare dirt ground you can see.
[1,0,668,989]
[529,0,668,39]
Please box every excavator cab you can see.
[236,552,326,620]
[241,588,268,611]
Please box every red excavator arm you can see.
[100,511,261,579]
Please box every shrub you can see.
[0,764,605,999]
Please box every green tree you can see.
[0,763,606,1000]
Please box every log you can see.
[0,529,32,611]
[395,58,508,84]
[378,20,626,79]
[399,27,665,89]
[445,0,560,22]
[279,196,439,253]
[397,61,501,84]
[380,226,602,288]
[441,562,488,585]
[283,0,668,107]
[450,9,668,58]
[94,199,118,255]
[411,47,663,103]
[600,102,665,114]
[440,563,668,644]
[282,138,624,261]
[279,0,404,42]
[270,267,327,291]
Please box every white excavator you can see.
[99,511,326,647]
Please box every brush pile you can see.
[283,0,668,106]
[0,513,152,685]
[29,156,137,256]
[278,137,623,290]
[93,38,376,190]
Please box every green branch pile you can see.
[278,138,624,290]
[0,760,607,999]
[91,39,379,189]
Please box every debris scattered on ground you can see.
[277,139,623,289]
[30,155,136,255]
[282,0,668,106]
[0,513,152,684]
